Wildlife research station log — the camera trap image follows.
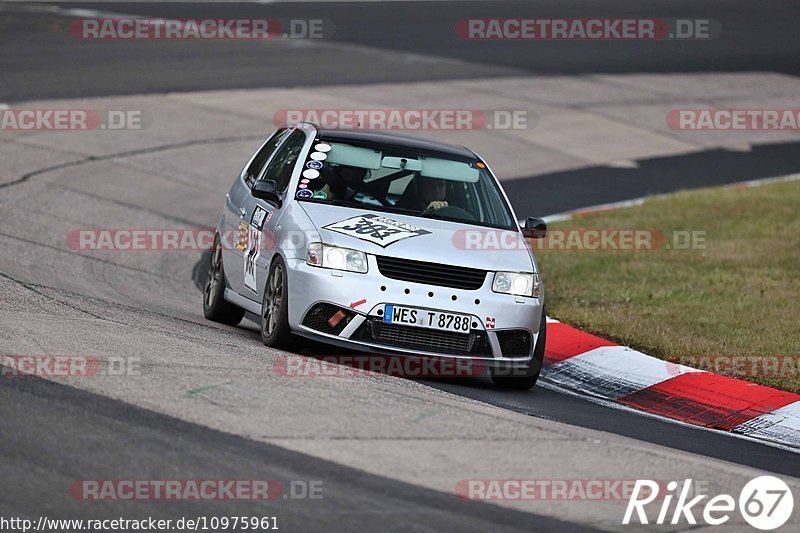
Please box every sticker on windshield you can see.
[314,143,332,152]
[310,152,327,161]
[323,214,431,248]
[302,169,320,179]
[312,190,327,199]
[297,189,313,198]
[306,160,323,170]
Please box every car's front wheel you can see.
[261,256,294,348]
[491,310,547,390]
[203,234,245,326]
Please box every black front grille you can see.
[496,330,532,357]
[301,303,353,335]
[352,319,492,357]
[375,256,487,290]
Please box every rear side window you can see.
[243,128,289,187]
[260,130,306,192]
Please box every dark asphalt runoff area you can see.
[0,1,799,101]
[0,373,588,532]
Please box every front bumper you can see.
[284,256,544,367]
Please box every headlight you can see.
[306,243,368,273]
[492,271,540,298]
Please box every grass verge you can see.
[536,179,800,393]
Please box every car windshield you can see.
[294,139,516,229]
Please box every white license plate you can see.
[383,305,471,333]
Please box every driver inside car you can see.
[421,176,449,213]
[397,175,449,213]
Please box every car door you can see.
[223,128,290,295]
[241,129,309,301]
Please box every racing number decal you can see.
[251,205,270,230]
[243,227,261,293]
[341,219,404,239]
[244,207,272,292]
[323,214,431,247]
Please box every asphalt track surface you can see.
[0,374,585,532]
[3,1,800,530]
[1,0,799,101]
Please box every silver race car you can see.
[203,123,548,389]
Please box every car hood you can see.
[299,202,534,272]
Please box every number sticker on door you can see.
[244,227,261,293]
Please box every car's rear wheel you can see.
[261,256,294,348]
[491,310,547,390]
[203,234,245,326]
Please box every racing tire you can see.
[491,310,547,390]
[260,256,294,349]
[203,234,245,326]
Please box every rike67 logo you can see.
[623,476,794,530]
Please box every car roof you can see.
[311,126,478,160]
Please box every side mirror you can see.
[252,179,282,208]
[522,217,547,239]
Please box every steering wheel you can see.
[425,205,477,222]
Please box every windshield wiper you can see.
[383,206,422,215]
[327,198,362,208]
[421,212,458,222]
